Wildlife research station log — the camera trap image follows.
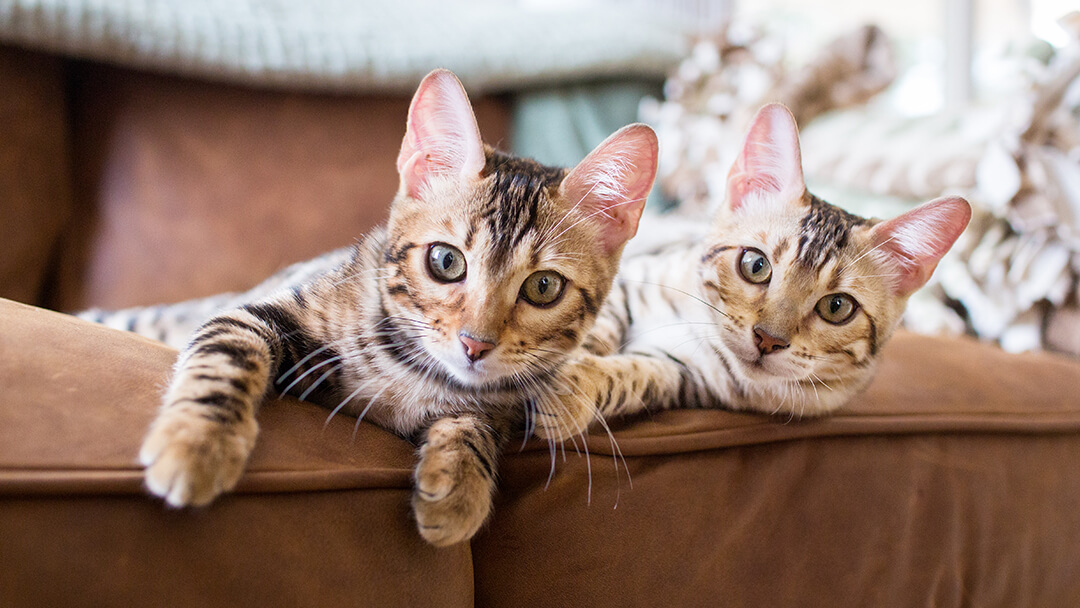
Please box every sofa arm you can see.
[0,298,473,607]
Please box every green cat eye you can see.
[427,243,467,283]
[816,293,858,325]
[738,249,772,284]
[520,271,565,307]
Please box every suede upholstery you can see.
[3,46,1080,607]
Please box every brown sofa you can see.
[4,46,1080,607]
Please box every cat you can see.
[115,69,659,546]
[532,103,971,441]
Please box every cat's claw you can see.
[139,408,257,507]
[412,426,494,547]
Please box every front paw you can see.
[532,358,601,442]
[412,427,495,546]
[532,390,596,442]
[139,406,258,507]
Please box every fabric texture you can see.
[0,0,687,94]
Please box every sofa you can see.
[3,33,1080,608]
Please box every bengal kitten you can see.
[534,104,971,441]
[116,70,658,546]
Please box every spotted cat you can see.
[104,69,658,545]
[535,104,971,440]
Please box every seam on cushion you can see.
[0,467,415,496]
[514,412,1080,457]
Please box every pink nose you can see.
[459,333,496,362]
[753,326,790,356]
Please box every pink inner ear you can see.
[872,196,972,295]
[397,69,486,199]
[560,124,658,253]
[726,104,805,211]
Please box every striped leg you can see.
[534,352,687,442]
[139,307,282,507]
[412,413,507,546]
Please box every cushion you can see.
[0,298,473,607]
[0,0,686,94]
[471,332,1080,606]
[4,297,1080,606]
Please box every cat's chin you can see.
[439,357,511,389]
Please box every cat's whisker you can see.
[352,384,392,441]
[558,373,631,504]
[324,377,378,428]
[547,196,648,247]
[298,363,343,402]
[808,372,834,393]
[839,235,897,274]
[623,278,733,321]
[275,343,335,385]
[279,354,343,396]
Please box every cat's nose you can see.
[459,332,496,362]
[753,326,790,356]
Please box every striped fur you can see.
[118,70,658,546]
[535,104,970,440]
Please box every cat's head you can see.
[700,104,970,415]
[383,69,658,388]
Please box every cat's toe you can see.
[412,448,493,546]
[139,409,257,507]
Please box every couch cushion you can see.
[472,332,1080,607]
[0,298,473,607]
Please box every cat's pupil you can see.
[830,296,842,313]
[441,252,454,270]
[537,277,549,294]
[752,258,764,274]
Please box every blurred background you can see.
[0,0,1078,354]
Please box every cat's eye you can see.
[427,243,467,282]
[520,271,565,307]
[816,293,858,325]
[738,248,772,284]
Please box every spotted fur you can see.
[535,104,971,441]
[113,70,659,546]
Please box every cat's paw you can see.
[412,424,495,547]
[532,390,596,442]
[139,406,258,507]
[532,358,601,442]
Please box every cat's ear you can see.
[725,103,806,211]
[870,196,971,295]
[559,123,658,254]
[396,69,486,199]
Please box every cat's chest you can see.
[335,378,508,438]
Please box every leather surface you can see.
[4,298,1080,605]
[0,46,72,306]
[0,298,473,607]
[473,333,1080,607]
[49,64,509,311]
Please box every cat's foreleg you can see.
[140,303,290,507]
[412,412,508,546]
[534,352,689,442]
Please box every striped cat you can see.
[534,104,971,440]
[110,69,658,546]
